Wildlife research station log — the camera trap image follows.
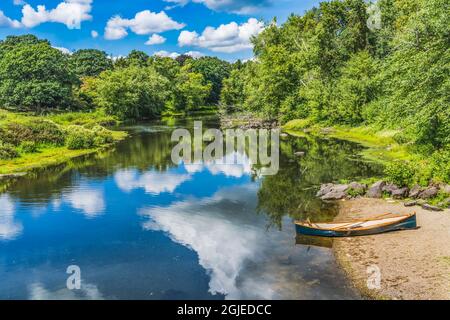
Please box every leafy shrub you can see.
[429,149,450,183]
[91,125,114,145]
[384,161,416,187]
[0,141,19,160]
[19,141,39,153]
[2,120,65,146]
[28,120,65,146]
[65,126,95,150]
[1,123,33,145]
[65,125,113,150]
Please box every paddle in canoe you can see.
[295,212,417,237]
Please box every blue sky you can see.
[0,0,320,61]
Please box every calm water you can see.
[0,117,382,300]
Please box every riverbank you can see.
[0,110,127,175]
[333,198,450,300]
[283,119,412,164]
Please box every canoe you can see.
[295,213,417,237]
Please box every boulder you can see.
[316,184,334,197]
[438,198,450,209]
[421,203,443,212]
[366,181,386,198]
[418,186,439,199]
[321,191,347,201]
[382,183,399,194]
[391,187,409,199]
[348,182,367,193]
[440,184,450,195]
[294,151,306,157]
[317,183,349,200]
[382,183,408,199]
[404,201,418,207]
[409,185,422,198]
[332,184,350,193]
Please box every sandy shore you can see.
[333,198,450,300]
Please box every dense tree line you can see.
[0,0,447,177]
[220,0,449,153]
[0,35,231,119]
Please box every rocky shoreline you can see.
[317,181,450,211]
[220,113,278,130]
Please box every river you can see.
[0,117,382,299]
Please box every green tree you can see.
[173,67,211,111]
[188,57,231,104]
[88,66,171,120]
[70,49,113,78]
[0,35,77,112]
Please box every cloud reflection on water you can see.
[139,184,331,300]
[184,152,254,178]
[0,194,23,240]
[63,187,105,218]
[115,169,191,194]
[29,282,104,300]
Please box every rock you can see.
[437,198,450,209]
[348,182,367,192]
[294,151,306,157]
[382,183,397,193]
[332,184,350,193]
[382,183,409,198]
[316,183,334,197]
[440,184,450,195]
[418,186,439,199]
[366,181,386,198]
[421,203,443,212]
[404,201,418,207]
[409,185,423,198]
[317,183,349,200]
[391,187,409,199]
[321,191,347,201]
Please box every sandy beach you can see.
[333,198,450,300]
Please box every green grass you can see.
[282,119,312,131]
[283,119,415,164]
[0,109,127,174]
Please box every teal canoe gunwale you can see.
[295,213,417,237]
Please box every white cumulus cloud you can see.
[104,10,185,40]
[53,46,72,54]
[164,0,271,14]
[178,18,264,53]
[21,0,93,29]
[91,30,98,38]
[0,10,22,28]
[154,50,205,59]
[145,34,166,45]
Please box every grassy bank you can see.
[283,119,414,164]
[283,119,450,199]
[0,109,127,175]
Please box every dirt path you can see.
[333,198,450,300]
